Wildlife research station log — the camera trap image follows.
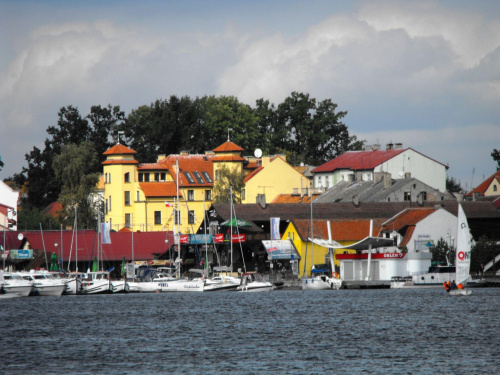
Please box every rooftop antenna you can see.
[227,128,233,141]
[117,130,125,144]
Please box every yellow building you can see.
[282,219,384,277]
[242,155,311,204]
[102,140,312,234]
[102,144,214,234]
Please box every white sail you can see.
[455,204,472,285]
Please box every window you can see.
[202,171,213,183]
[105,173,108,183]
[109,196,112,211]
[188,190,194,201]
[154,211,161,225]
[125,214,131,228]
[136,191,140,201]
[241,189,246,200]
[138,173,143,182]
[124,172,130,183]
[188,210,195,224]
[193,171,204,183]
[494,185,498,192]
[161,172,166,181]
[184,171,195,183]
[205,190,211,201]
[124,191,131,206]
[420,191,427,201]
[143,173,150,182]
[105,199,108,214]
[404,192,411,201]
[174,210,181,225]
[215,169,220,181]
[155,173,160,182]
[109,173,111,183]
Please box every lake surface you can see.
[1,288,500,374]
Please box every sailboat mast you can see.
[176,158,180,278]
[230,186,233,274]
[75,205,78,272]
[310,194,313,276]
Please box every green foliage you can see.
[17,207,60,231]
[52,142,101,228]
[491,148,500,170]
[430,237,455,265]
[212,165,244,204]
[446,176,463,193]
[471,235,500,275]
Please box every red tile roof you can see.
[43,202,63,218]
[137,163,169,170]
[380,208,437,231]
[293,218,386,242]
[102,159,139,165]
[213,141,244,153]
[271,194,320,204]
[467,170,500,196]
[139,182,181,198]
[103,144,137,155]
[212,155,246,162]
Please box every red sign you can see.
[180,235,189,244]
[215,233,225,243]
[336,253,406,260]
[232,234,246,243]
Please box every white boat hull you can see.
[127,281,162,293]
[63,278,82,295]
[302,276,342,290]
[448,288,472,296]
[34,284,66,296]
[160,279,205,292]
[81,280,111,294]
[236,282,273,292]
[110,280,129,293]
[3,284,33,297]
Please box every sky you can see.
[1,0,499,191]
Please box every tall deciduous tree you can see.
[212,165,244,204]
[52,142,101,228]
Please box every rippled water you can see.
[1,288,500,374]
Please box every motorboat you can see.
[19,271,66,296]
[190,267,240,292]
[80,271,111,294]
[236,272,273,292]
[1,271,33,297]
[50,271,83,295]
[110,279,129,293]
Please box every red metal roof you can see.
[2,230,174,261]
[312,149,407,173]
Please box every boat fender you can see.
[332,272,339,279]
[457,283,463,289]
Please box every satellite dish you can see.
[18,233,24,241]
[254,148,262,158]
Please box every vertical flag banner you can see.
[101,222,112,244]
[271,217,280,240]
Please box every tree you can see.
[430,237,455,265]
[491,148,500,170]
[212,165,244,204]
[446,176,463,193]
[268,92,362,165]
[87,104,125,162]
[0,156,4,171]
[471,235,500,275]
[52,142,101,229]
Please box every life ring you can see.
[332,272,339,279]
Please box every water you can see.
[1,288,500,375]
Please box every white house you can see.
[312,143,448,192]
[0,181,19,231]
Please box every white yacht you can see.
[236,273,273,292]
[1,271,33,297]
[80,271,111,294]
[19,271,66,296]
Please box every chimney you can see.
[364,145,373,151]
[348,174,355,183]
[384,174,391,189]
[180,150,189,156]
[373,144,381,150]
[257,194,267,208]
[405,172,411,179]
[394,143,403,149]
[386,143,394,150]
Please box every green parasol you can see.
[220,217,252,227]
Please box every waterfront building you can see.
[311,143,448,193]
